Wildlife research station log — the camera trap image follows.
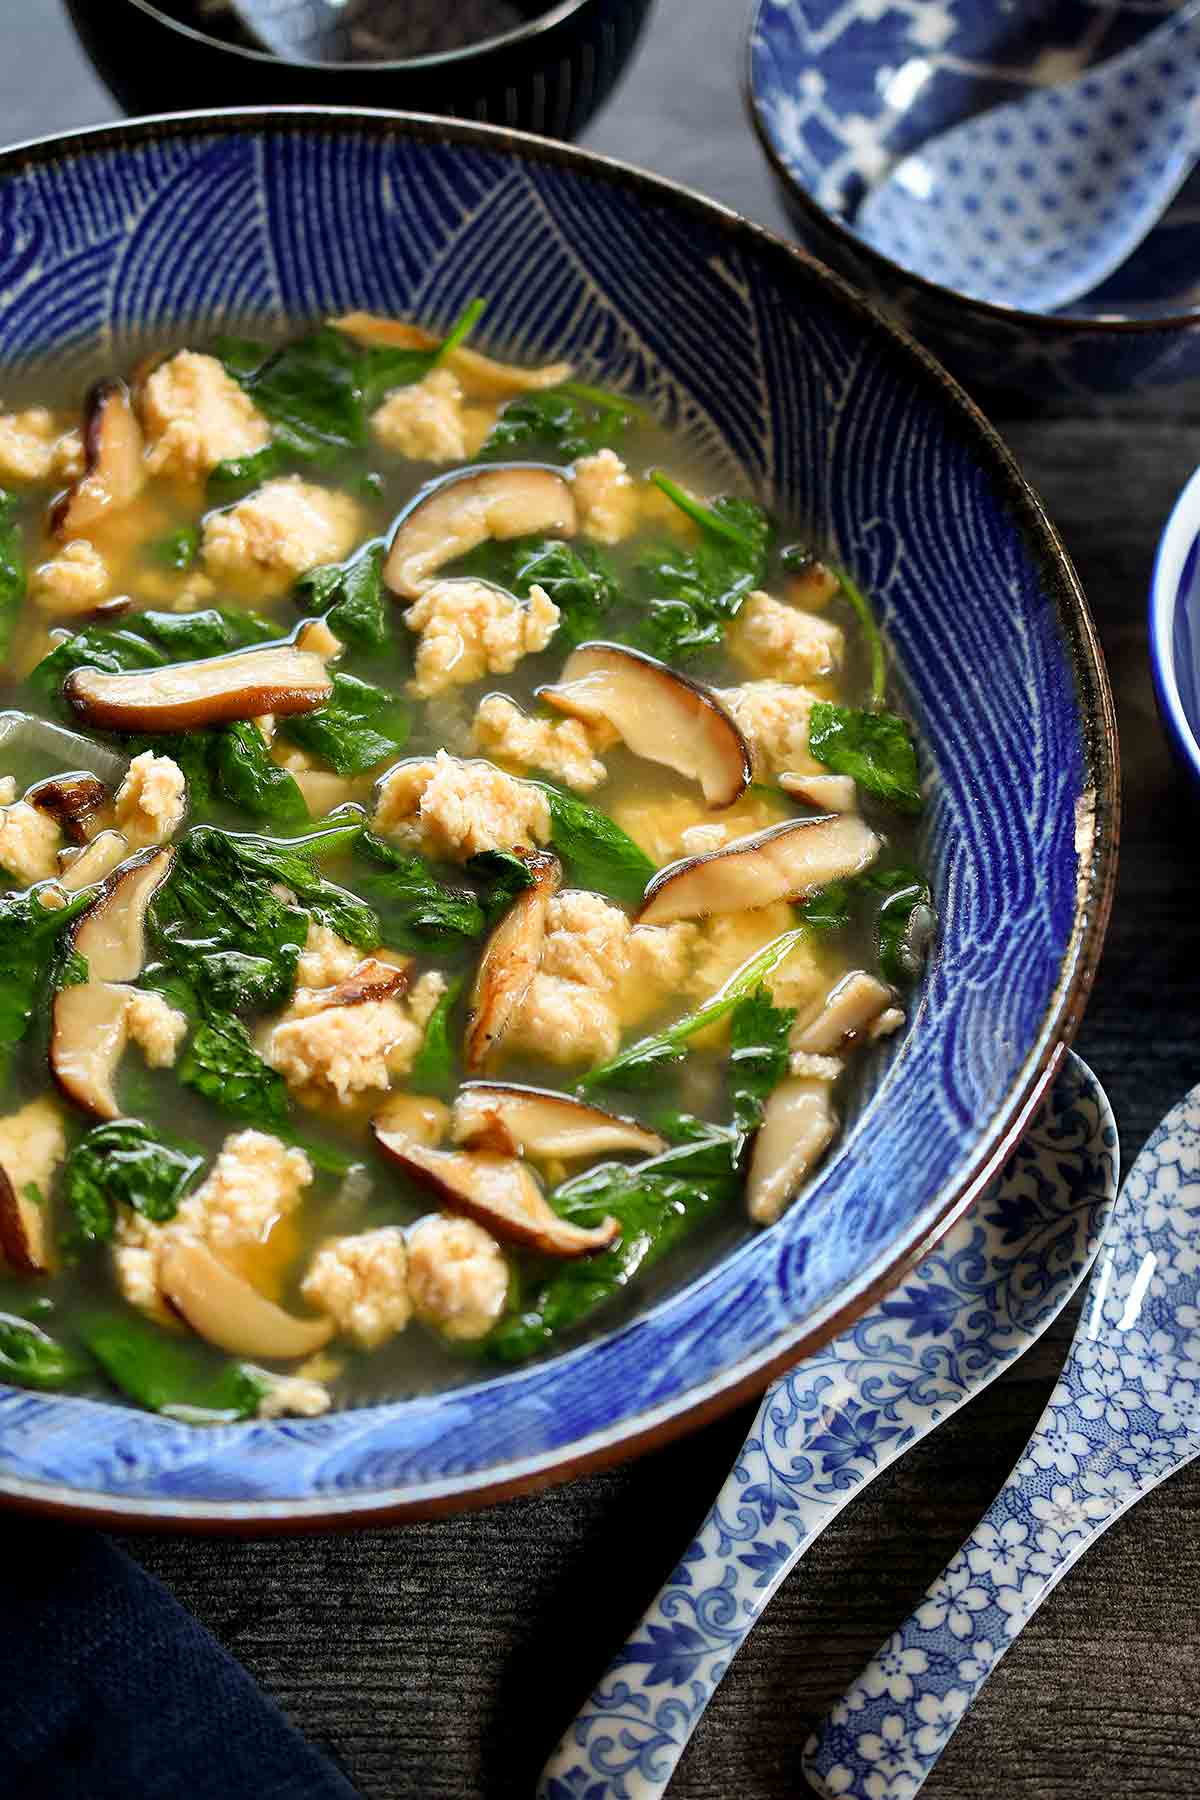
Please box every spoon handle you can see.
[802,1364,1200,1799]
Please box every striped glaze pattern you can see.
[0,116,1114,1519]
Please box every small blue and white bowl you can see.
[0,110,1117,1528]
[748,0,1200,401]
[1150,462,1200,781]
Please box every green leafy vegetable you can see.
[148,525,201,571]
[798,862,937,987]
[54,946,90,991]
[207,441,290,498]
[0,886,95,1085]
[465,848,538,928]
[798,881,853,933]
[728,986,796,1133]
[409,974,465,1097]
[481,383,638,463]
[180,1011,289,1129]
[79,1309,266,1421]
[0,488,25,664]
[295,540,389,652]
[214,823,379,948]
[807,702,922,813]
[582,926,808,1093]
[487,1132,739,1362]
[354,829,484,952]
[0,1312,90,1392]
[453,535,621,649]
[211,721,310,832]
[279,671,409,776]
[532,783,654,908]
[631,479,771,662]
[62,1120,203,1248]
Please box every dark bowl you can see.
[66,0,652,138]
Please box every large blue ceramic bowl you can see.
[748,0,1200,402]
[0,111,1116,1526]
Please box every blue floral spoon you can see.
[856,0,1200,313]
[537,1053,1117,1800]
[803,1077,1200,1800]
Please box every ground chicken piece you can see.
[403,578,559,699]
[715,680,822,778]
[0,778,13,805]
[272,745,365,817]
[141,350,271,480]
[125,989,188,1068]
[202,476,362,597]
[728,591,844,683]
[373,751,551,862]
[295,922,368,990]
[301,1227,411,1349]
[0,409,76,486]
[505,973,623,1065]
[407,1213,509,1341]
[255,1373,333,1420]
[30,539,111,616]
[572,449,638,544]
[262,970,446,1101]
[0,1097,66,1200]
[690,903,810,999]
[295,616,343,662]
[58,829,129,891]
[371,367,469,462]
[0,798,62,886]
[113,751,186,848]
[471,694,607,793]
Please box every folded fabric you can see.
[0,1522,360,1800]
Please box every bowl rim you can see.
[0,106,1119,1530]
[743,0,1200,335]
[115,0,600,73]
[1149,461,1200,779]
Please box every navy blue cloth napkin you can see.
[0,1522,360,1799]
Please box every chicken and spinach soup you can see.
[0,308,934,1421]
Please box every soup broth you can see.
[0,311,933,1422]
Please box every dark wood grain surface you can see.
[18,1,1200,1793]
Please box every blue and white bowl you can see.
[748,1,1200,401]
[1150,461,1200,783]
[0,111,1117,1526]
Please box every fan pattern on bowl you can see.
[0,120,1100,1514]
[750,0,1200,396]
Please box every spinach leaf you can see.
[148,525,201,571]
[215,823,380,949]
[0,489,25,664]
[180,1010,289,1129]
[0,1312,91,1392]
[79,1309,266,1421]
[279,672,409,776]
[807,702,922,813]
[409,974,465,1097]
[207,441,290,499]
[0,886,94,1085]
[481,382,637,463]
[728,986,796,1133]
[211,721,310,831]
[62,1120,203,1248]
[465,848,538,928]
[354,829,484,952]
[798,881,853,933]
[861,864,937,986]
[296,540,390,653]
[632,477,771,662]
[138,607,277,659]
[452,535,621,649]
[582,925,808,1093]
[487,1132,739,1363]
[532,783,654,908]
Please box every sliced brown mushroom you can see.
[638,815,881,925]
[159,1239,335,1359]
[331,313,572,397]
[452,1082,666,1160]
[791,970,898,1055]
[58,830,129,893]
[50,845,173,1118]
[384,466,577,599]
[51,378,145,539]
[746,1075,838,1226]
[26,773,110,844]
[539,643,752,809]
[778,771,857,814]
[464,851,560,1074]
[373,1126,619,1257]
[301,958,410,1012]
[64,644,332,733]
[0,1166,52,1274]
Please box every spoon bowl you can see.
[230,0,529,65]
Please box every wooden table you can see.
[19,1,1200,1792]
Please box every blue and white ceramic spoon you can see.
[856,0,1200,313]
[804,1078,1200,1800]
[537,1053,1116,1800]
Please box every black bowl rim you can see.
[0,106,1118,1530]
[118,0,600,72]
[742,0,1200,335]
